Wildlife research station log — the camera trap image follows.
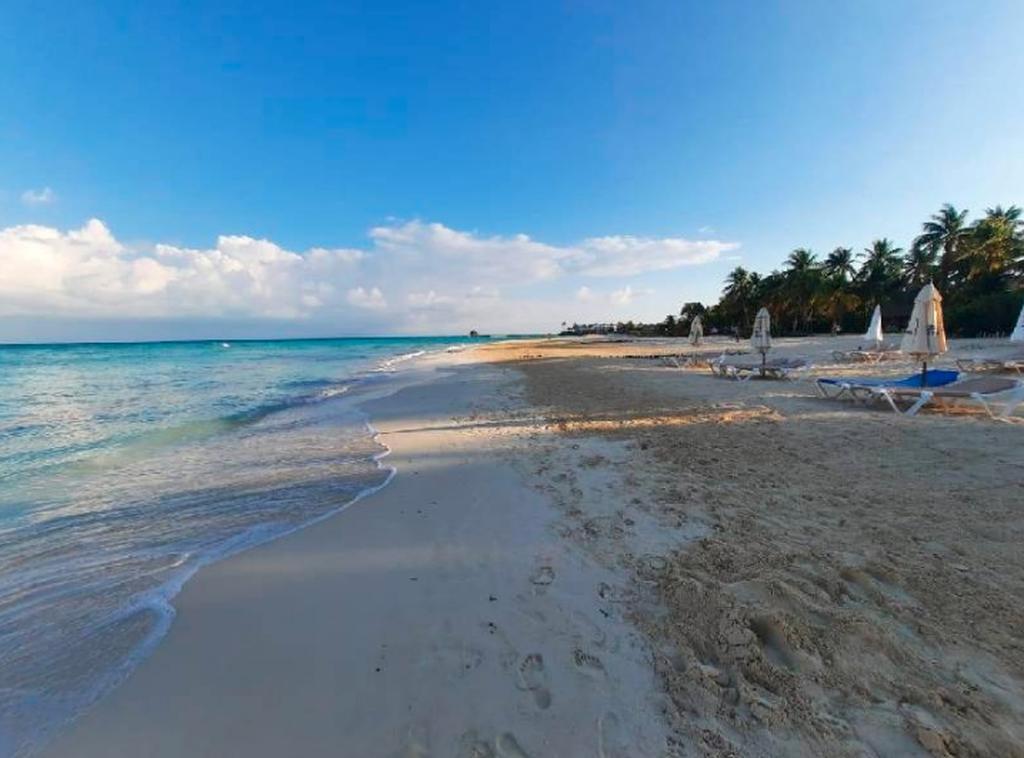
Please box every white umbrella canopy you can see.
[1011,302,1024,342]
[901,283,947,385]
[689,315,704,346]
[901,283,948,357]
[751,308,772,376]
[751,308,772,354]
[864,304,884,346]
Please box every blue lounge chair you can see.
[865,375,1024,417]
[815,369,959,400]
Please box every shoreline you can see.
[40,337,1024,756]
[43,351,673,757]
[13,348,453,758]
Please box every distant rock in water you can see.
[469,330,479,337]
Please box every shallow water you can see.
[0,336,481,756]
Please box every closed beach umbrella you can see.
[751,307,772,375]
[689,315,704,346]
[1011,302,1024,342]
[900,283,947,385]
[864,304,883,347]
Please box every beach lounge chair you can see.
[681,352,713,368]
[955,350,1024,375]
[664,351,729,369]
[712,357,810,381]
[742,357,810,381]
[815,369,959,400]
[863,375,1024,418]
[831,344,902,364]
[708,355,732,377]
[705,349,754,373]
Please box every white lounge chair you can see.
[665,351,733,369]
[863,376,1024,418]
[713,357,810,381]
[832,344,902,364]
[955,350,1024,375]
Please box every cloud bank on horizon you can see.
[0,218,736,338]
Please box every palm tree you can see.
[821,286,859,332]
[914,204,970,287]
[783,248,821,332]
[747,269,783,331]
[983,205,1023,228]
[723,266,752,298]
[958,205,1024,288]
[857,239,904,312]
[785,248,817,273]
[722,266,755,328]
[903,242,938,287]
[860,239,903,273]
[748,271,765,305]
[823,247,856,282]
[821,247,858,330]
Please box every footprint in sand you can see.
[495,733,532,758]
[571,610,607,648]
[457,730,495,758]
[516,653,553,709]
[597,581,627,602]
[748,616,798,672]
[635,554,669,583]
[597,712,631,758]
[573,648,606,678]
[529,565,555,586]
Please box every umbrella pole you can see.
[761,350,766,378]
[921,360,928,387]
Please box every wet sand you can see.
[44,356,669,758]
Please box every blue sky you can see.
[1,1,1022,340]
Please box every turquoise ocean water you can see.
[0,336,483,756]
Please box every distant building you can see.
[559,323,617,336]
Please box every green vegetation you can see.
[657,204,1022,338]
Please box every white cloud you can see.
[569,235,731,277]
[407,290,454,309]
[21,187,57,206]
[610,286,632,305]
[368,221,568,283]
[365,220,734,281]
[0,218,735,334]
[577,284,653,307]
[467,285,499,299]
[0,220,362,320]
[346,286,387,310]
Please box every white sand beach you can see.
[45,337,1024,757]
[9,4,1022,755]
